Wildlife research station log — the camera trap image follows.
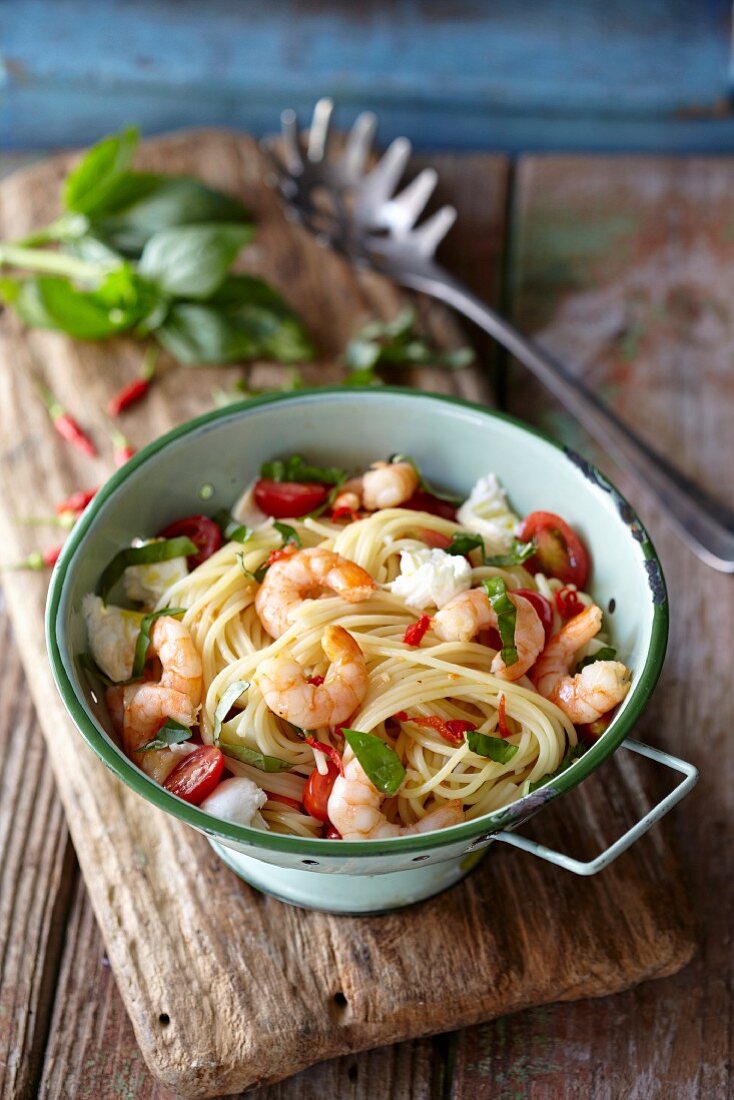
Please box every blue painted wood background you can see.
[3,0,734,152]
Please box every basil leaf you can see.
[445,531,487,560]
[344,307,474,373]
[343,729,405,796]
[486,539,535,568]
[260,454,346,486]
[213,509,251,544]
[390,454,463,504]
[342,365,382,387]
[219,743,293,772]
[273,522,302,549]
[466,729,519,764]
[528,743,585,792]
[138,718,192,752]
[94,176,251,257]
[132,607,186,678]
[139,223,253,299]
[482,576,518,666]
[63,127,139,216]
[576,646,617,673]
[211,679,251,740]
[97,537,198,601]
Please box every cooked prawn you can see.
[328,750,464,839]
[255,624,368,729]
[433,587,545,681]
[361,460,419,511]
[532,604,630,723]
[255,546,375,638]
[106,615,202,783]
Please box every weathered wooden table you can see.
[1,147,731,1099]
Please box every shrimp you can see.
[255,546,375,638]
[433,587,545,681]
[532,604,630,723]
[106,615,202,784]
[361,460,419,511]
[328,750,464,839]
[255,624,368,729]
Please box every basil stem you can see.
[486,539,535,567]
[132,607,185,678]
[273,521,301,548]
[342,729,405,796]
[466,729,519,764]
[97,536,197,601]
[482,576,519,666]
[138,717,192,752]
[576,646,617,673]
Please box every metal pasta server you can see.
[47,390,698,914]
[263,98,734,573]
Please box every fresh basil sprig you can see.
[390,454,463,504]
[138,718,193,753]
[466,729,519,764]
[344,307,473,377]
[528,743,585,792]
[132,607,186,678]
[576,646,617,673]
[97,537,197,601]
[260,454,347,486]
[342,729,406,796]
[213,509,251,544]
[212,679,291,772]
[272,521,302,549]
[482,576,519,666]
[445,531,487,560]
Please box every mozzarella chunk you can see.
[82,594,143,683]
[200,776,269,830]
[389,548,471,610]
[123,539,188,607]
[456,473,520,553]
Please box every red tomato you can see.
[517,511,590,588]
[402,490,457,521]
[325,826,342,840]
[158,514,223,568]
[302,762,339,823]
[513,588,554,644]
[417,528,452,550]
[163,746,224,805]
[268,792,303,812]
[254,479,328,518]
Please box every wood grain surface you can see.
[0,137,703,1098]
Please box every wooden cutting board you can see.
[0,131,695,1097]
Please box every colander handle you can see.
[493,739,698,876]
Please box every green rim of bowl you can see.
[46,387,669,859]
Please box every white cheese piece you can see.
[200,776,269,830]
[82,594,143,683]
[456,473,520,553]
[122,539,188,607]
[389,547,471,610]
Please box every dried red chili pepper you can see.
[107,348,157,417]
[56,487,98,515]
[303,736,344,775]
[403,614,432,647]
[2,544,63,571]
[37,383,97,457]
[393,712,473,746]
[111,430,136,468]
[555,585,584,620]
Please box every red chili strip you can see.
[56,487,98,515]
[267,544,297,567]
[308,674,325,687]
[394,712,473,746]
[267,792,303,812]
[555,585,584,620]
[111,430,136,468]
[331,505,361,523]
[497,693,510,738]
[325,825,342,839]
[304,736,344,775]
[107,378,151,418]
[403,614,432,647]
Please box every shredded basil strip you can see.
[297,474,348,520]
[466,729,520,764]
[138,718,192,752]
[528,743,586,792]
[273,521,302,549]
[132,607,185,678]
[236,551,257,581]
[211,679,251,741]
[97,536,198,601]
[576,646,617,673]
[260,454,346,486]
[486,539,535,567]
[390,453,463,504]
[482,576,519,666]
[213,509,251,544]
[445,531,487,560]
[343,728,405,796]
[218,742,293,772]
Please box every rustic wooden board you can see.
[451,155,734,1099]
[0,133,695,1097]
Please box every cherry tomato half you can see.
[302,761,339,823]
[163,746,224,805]
[402,490,457,521]
[158,514,223,568]
[513,588,554,644]
[254,479,328,519]
[517,511,590,589]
